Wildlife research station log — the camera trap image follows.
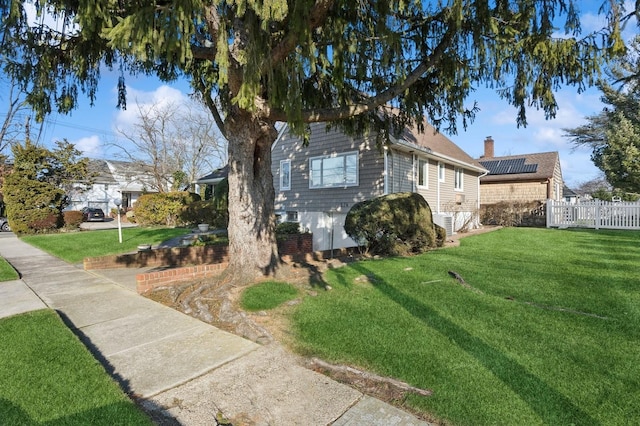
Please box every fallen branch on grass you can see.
[448,270,483,294]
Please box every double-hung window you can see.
[417,158,428,188]
[309,152,358,188]
[280,159,291,191]
[454,167,464,191]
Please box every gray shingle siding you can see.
[272,122,485,248]
[387,149,414,193]
[272,123,385,214]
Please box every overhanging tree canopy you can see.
[565,36,640,193]
[2,0,627,281]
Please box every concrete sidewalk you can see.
[0,233,430,425]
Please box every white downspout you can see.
[412,153,416,192]
[477,170,489,225]
[437,163,441,214]
[383,146,389,194]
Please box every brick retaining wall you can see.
[84,244,229,270]
[136,262,229,294]
[83,233,315,294]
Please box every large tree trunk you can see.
[224,110,280,283]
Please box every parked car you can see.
[81,207,105,222]
[0,217,10,232]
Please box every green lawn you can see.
[0,256,18,281]
[0,309,152,424]
[22,227,189,263]
[291,227,640,425]
[241,281,299,311]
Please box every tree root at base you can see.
[306,358,433,402]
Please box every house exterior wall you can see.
[272,123,385,214]
[479,156,564,205]
[551,160,563,201]
[66,160,162,214]
[481,180,549,204]
[387,149,414,193]
[68,182,121,213]
[272,123,483,251]
[408,154,482,232]
[272,124,386,251]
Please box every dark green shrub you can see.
[276,221,301,235]
[434,224,447,247]
[212,178,228,211]
[344,192,438,256]
[185,192,202,203]
[181,199,228,229]
[7,206,62,235]
[63,210,84,229]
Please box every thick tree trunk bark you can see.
[224,110,280,283]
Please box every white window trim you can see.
[280,159,291,191]
[417,158,429,188]
[438,162,445,183]
[309,151,359,189]
[286,211,299,222]
[454,167,464,191]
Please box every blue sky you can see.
[10,0,636,187]
[31,72,604,187]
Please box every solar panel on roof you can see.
[479,158,538,175]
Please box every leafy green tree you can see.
[565,36,640,193]
[2,0,626,281]
[4,140,91,234]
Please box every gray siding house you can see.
[271,121,488,251]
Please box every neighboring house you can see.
[67,160,160,213]
[271,121,488,252]
[194,165,229,198]
[563,185,579,204]
[478,137,564,205]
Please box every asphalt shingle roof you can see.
[478,151,559,182]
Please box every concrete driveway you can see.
[80,218,138,231]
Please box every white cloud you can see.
[112,85,188,133]
[73,135,103,157]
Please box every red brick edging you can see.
[136,262,229,294]
[83,233,314,294]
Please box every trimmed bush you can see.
[133,192,200,227]
[344,192,442,256]
[434,223,447,246]
[181,200,228,229]
[63,210,84,229]
[276,221,301,235]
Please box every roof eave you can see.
[392,137,488,174]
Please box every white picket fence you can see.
[547,199,640,230]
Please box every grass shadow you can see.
[349,262,600,425]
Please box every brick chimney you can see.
[483,136,494,158]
